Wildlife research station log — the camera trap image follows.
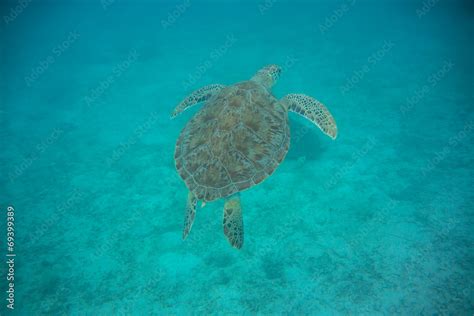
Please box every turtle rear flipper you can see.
[182,192,198,240]
[223,195,244,249]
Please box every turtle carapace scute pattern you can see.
[174,80,289,203]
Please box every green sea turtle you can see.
[172,65,337,249]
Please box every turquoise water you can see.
[1,0,473,314]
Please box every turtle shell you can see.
[174,81,290,202]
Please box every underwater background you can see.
[1,0,473,314]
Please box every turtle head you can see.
[251,64,282,89]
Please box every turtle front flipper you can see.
[171,84,225,118]
[182,191,198,240]
[281,94,338,139]
[223,194,244,249]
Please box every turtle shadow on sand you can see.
[286,118,324,162]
